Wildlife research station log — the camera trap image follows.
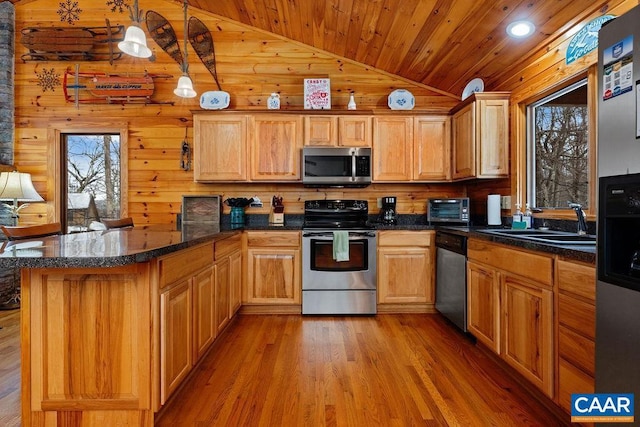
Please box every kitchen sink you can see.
[481,229,560,235]
[479,228,597,245]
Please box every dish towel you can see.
[333,231,350,262]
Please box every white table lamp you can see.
[0,171,45,226]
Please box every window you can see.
[526,79,589,209]
[62,133,121,233]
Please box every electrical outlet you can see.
[501,195,511,209]
[377,197,382,208]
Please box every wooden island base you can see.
[7,227,241,427]
[21,264,155,426]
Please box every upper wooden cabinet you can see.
[193,113,302,182]
[373,116,450,182]
[372,117,414,181]
[304,115,372,147]
[414,116,451,181]
[193,114,248,182]
[451,92,509,180]
[250,115,303,181]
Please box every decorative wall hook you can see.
[181,127,191,171]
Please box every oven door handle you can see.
[303,231,376,239]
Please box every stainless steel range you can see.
[302,200,377,315]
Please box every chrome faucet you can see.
[568,202,588,235]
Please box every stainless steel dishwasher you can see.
[435,230,467,332]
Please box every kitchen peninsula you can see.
[0,225,239,426]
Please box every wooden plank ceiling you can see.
[8,0,617,97]
[187,0,614,97]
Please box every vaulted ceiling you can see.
[187,0,615,97]
[9,0,618,98]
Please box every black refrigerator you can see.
[596,5,640,425]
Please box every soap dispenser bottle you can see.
[513,203,523,223]
[523,203,533,229]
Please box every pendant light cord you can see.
[182,0,189,75]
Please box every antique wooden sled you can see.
[63,66,174,106]
[20,19,125,64]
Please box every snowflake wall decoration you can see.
[37,68,61,92]
[106,0,129,13]
[57,0,82,25]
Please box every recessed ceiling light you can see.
[506,20,535,38]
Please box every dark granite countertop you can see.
[237,214,595,263]
[441,226,596,265]
[0,224,239,269]
[1,214,594,269]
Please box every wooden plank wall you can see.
[466,0,637,217]
[13,0,461,226]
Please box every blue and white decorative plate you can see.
[461,78,484,100]
[388,89,415,110]
[200,91,230,110]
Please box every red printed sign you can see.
[304,78,331,109]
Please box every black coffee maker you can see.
[379,196,397,225]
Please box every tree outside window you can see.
[527,80,589,209]
[65,134,121,232]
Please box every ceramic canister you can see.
[268,93,280,109]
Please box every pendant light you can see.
[174,0,197,98]
[118,0,153,58]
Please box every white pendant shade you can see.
[174,75,197,98]
[118,25,153,58]
[0,171,44,202]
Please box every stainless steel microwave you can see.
[302,146,371,187]
[427,198,470,224]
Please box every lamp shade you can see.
[118,25,153,58]
[0,171,44,202]
[174,75,197,98]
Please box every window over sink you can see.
[526,77,591,210]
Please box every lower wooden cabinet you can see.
[244,231,301,309]
[214,256,231,334]
[229,250,243,316]
[160,279,193,404]
[159,243,214,405]
[192,267,215,362]
[501,274,554,398]
[158,237,242,406]
[377,231,435,311]
[467,238,554,399]
[467,260,500,354]
[556,259,595,413]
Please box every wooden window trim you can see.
[513,65,597,221]
[48,121,129,224]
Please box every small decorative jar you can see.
[230,206,245,229]
[267,93,280,110]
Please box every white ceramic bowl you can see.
[200,91,230,109]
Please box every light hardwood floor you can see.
[0,308,20,427]
[0,310,570,426]
[157,314,569,426]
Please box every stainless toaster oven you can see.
[427,198,470,224]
